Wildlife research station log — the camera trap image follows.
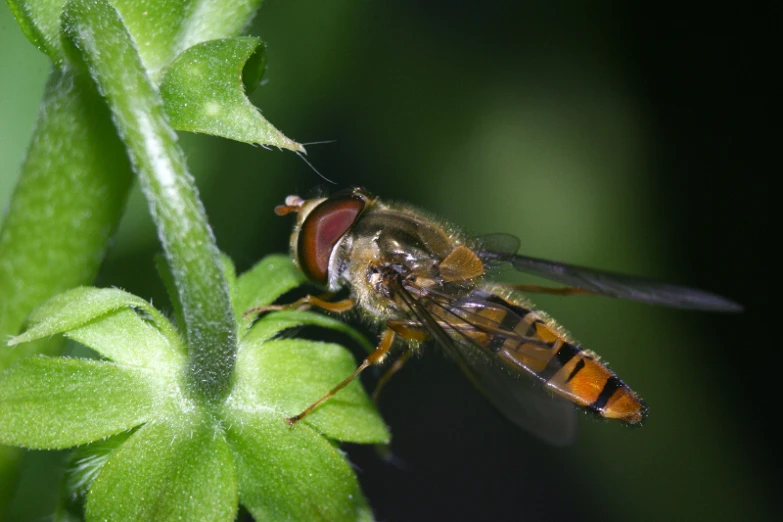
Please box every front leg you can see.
[287,328,398,425]
[245,294,355,318]
[370,319,429,404]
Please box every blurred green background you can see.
[1,2,776,521]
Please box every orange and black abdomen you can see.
[539,341,647,424]
[467,291,647,424]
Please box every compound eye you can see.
[297,194,365,285]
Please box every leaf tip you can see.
[269,134,305,153]
[7,335,24,347]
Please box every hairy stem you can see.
[62,0,237,400]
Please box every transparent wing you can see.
[421,285,557,370]
[471,233,520,270]
[451,347,577,446]
[474,234,742,312]
[389,278,578,445]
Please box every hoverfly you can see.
[261,188,741,445]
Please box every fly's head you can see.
[275,189,371,290]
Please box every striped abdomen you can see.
[449,286,647,424]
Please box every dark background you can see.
[1,2,776,521]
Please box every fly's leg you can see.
[370,319,428,404]
[372,348,413,404]
[286,328,397,426]
[368,321,427,468]
[511,285,592,296]
[245,295,355,318]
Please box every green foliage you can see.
[1,0,386,520]
[5,0,266,77]
[1,257,388,520]
[161,37,303,151]
[0,357,160,449]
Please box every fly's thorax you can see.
[341,202,466,320]
[338,230,437,322]
[355,205,456,260]
[339,233,399,319]
[347,204,460,308]
[351,203,461,281]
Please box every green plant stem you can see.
[0,67,135,515]
[0,68,134,365]
[62,0,236,401]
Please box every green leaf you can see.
[8,287,179,350]
[227,410,374,522]
[56,431,134,521]
[245,309,374,354]
[65,309,184,369]
[109,0,210,82]
[232,339,389,444]
[5,0,68,62]
[161,37,303,151]
[5,0,265,79]
[233,254,308,334]
[0,357,160,449]
[86,417,238,522]
[241,39,267,95]
[111,0,267,83]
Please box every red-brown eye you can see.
[297,194,365,285]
